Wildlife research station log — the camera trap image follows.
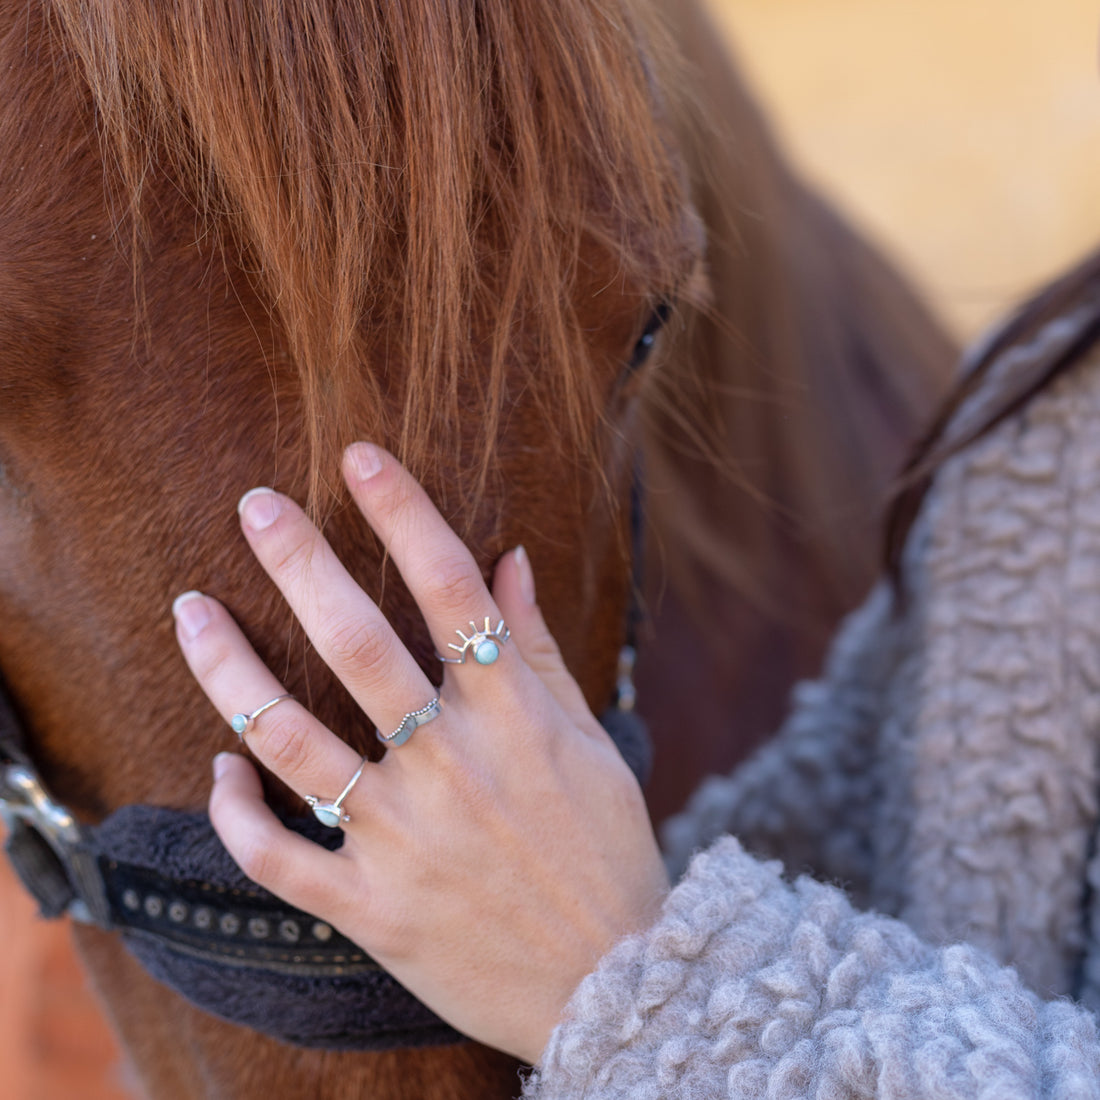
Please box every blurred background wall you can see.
[711,0,1100,341]
[3,2,1100,1095]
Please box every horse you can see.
[0,1,953,1097]
[634,4,956,819]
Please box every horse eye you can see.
[628,301,673,372]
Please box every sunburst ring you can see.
[437,618,511,666]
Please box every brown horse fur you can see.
[635,4,955,817]
[0,0,951,1096]
[46,0,703,519]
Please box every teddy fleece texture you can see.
[524,300,1100,1097]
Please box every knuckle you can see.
[377,475,417,522]
[190,628,238,683]
[256,717,313,777]
[421,728,464,776]
[425,555,484,613]
[325,616,393,681]
[434,749,493,812]
[232,834,285,887]
[524,628,563,668]
[266,528,316,582]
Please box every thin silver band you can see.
[230,693,294,742]
[306,757,368,828]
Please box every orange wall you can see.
[706,0,1100,339]
[0,858,132,1099]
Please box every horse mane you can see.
[46,0,696,516]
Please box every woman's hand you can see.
[171,443,668,1064]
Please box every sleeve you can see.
[661,583,896,895]
[522,837,1100,1100]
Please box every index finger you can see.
[341,444,506,669]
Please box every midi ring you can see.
[438,618,510,666]
[230,693,294,741]
[376,697,442,748]
[305,757,368,828]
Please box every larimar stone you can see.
[473,639,499,665]
[231,713,248,735]
[311,802,343,828]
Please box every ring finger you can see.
[172,590,370,812]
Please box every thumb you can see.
[491,547,602,735]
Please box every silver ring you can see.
[438,618,510,666]
[230,693,294,741]
[306,757,368,828]
[376,697,442,748]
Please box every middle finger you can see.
[236,487,439,740]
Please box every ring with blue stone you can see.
[376,697,442,748]
[439,618,511,667]
[229,693,294,742]
[305,758,367,828]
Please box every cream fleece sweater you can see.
[525,302,1100,1097]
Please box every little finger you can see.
[490,548,604,739]
[209,752,358,921]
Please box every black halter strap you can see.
[0,468,652,1049]
[0,673,647,1049]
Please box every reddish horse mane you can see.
[1,1,955,1094]
[49,0,699,515]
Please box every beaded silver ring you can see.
[376,697,442,748]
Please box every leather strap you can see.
[0,470,651,1048]
[0,673,648,1049]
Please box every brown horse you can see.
[0,1,952,1098]
[636,6,956,819]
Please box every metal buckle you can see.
[1,761,104,924]
[615,644,637,713]
[1,762,82,846]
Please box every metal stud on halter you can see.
[438,618,510,666]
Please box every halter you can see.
[0,481,651,1050]
[0,668,647,1050]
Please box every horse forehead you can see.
[0,0,676,471]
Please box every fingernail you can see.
[173,591,212,641]
[238,487,282,531]
[514,545,536,605]
[212,752,233,781]
[345,442,384,484]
